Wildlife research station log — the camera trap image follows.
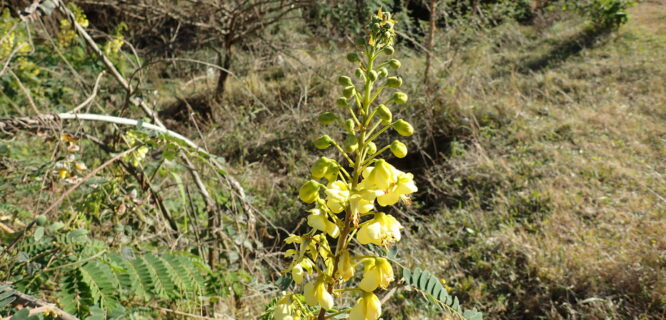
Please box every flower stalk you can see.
[272,9,418,320]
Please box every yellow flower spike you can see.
[304,278,334,310]
[307,209,340,238]
[350,292,382,320]
[357,212,402,246]
[359,258,394,292]
[337,250,355,281]
[269,9,416,318]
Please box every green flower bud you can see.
[324,165,339,182]
[391,92,408,104]
[378,68,388,78]
[347,53,360,63]
[343,135,358,153]
[35,215,47,226]
[393,120,414,137]
[343,86,356,99]
[371,23,380,33]
[386,76,402,88]
[314,135,334,149]
[383,46,395,55]
[338,76,353,86]
[318,112,338,125]
[336,97,349,108]
[366,142,377,155]
[311,157,330,179]
[299,180,320,203]
[368,70,378,81]
[355,68,364,78]
[344,119,356,132]
[355,37,366,46]
[390,140,408,158]
[377,104,392,124]
[389,59,401,69]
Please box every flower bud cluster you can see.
[272,9,418,320]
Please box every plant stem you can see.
[318,48,377,320]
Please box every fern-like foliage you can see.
[0,285,16,310]
[58,250,209,318]
[403,267,483,320]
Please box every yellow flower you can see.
[349,190,376,215]
[350,292,382,320]
[292,257,314,284]
[364,160,395,190]
[292,264,304,284]
[376,171,417,206]
[359,258,394,292]
[357,212,402,246]
[304,278,334,310]
[58,168,69,179]
[284,234,302,244]
[325,181,349,213]
[337,250,355,281]
[307,209,340,238]
[361,160,417,207]
[273,295,294,320]
[74,161,87,171]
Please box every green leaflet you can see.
[403,267,483,320]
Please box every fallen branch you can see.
[1,285,79,320]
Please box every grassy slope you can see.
[392,2,666,319]
[156,2,665,319]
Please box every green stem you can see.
[361,145,391,167]
[331,141,355,167]
[366,121,396,144]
